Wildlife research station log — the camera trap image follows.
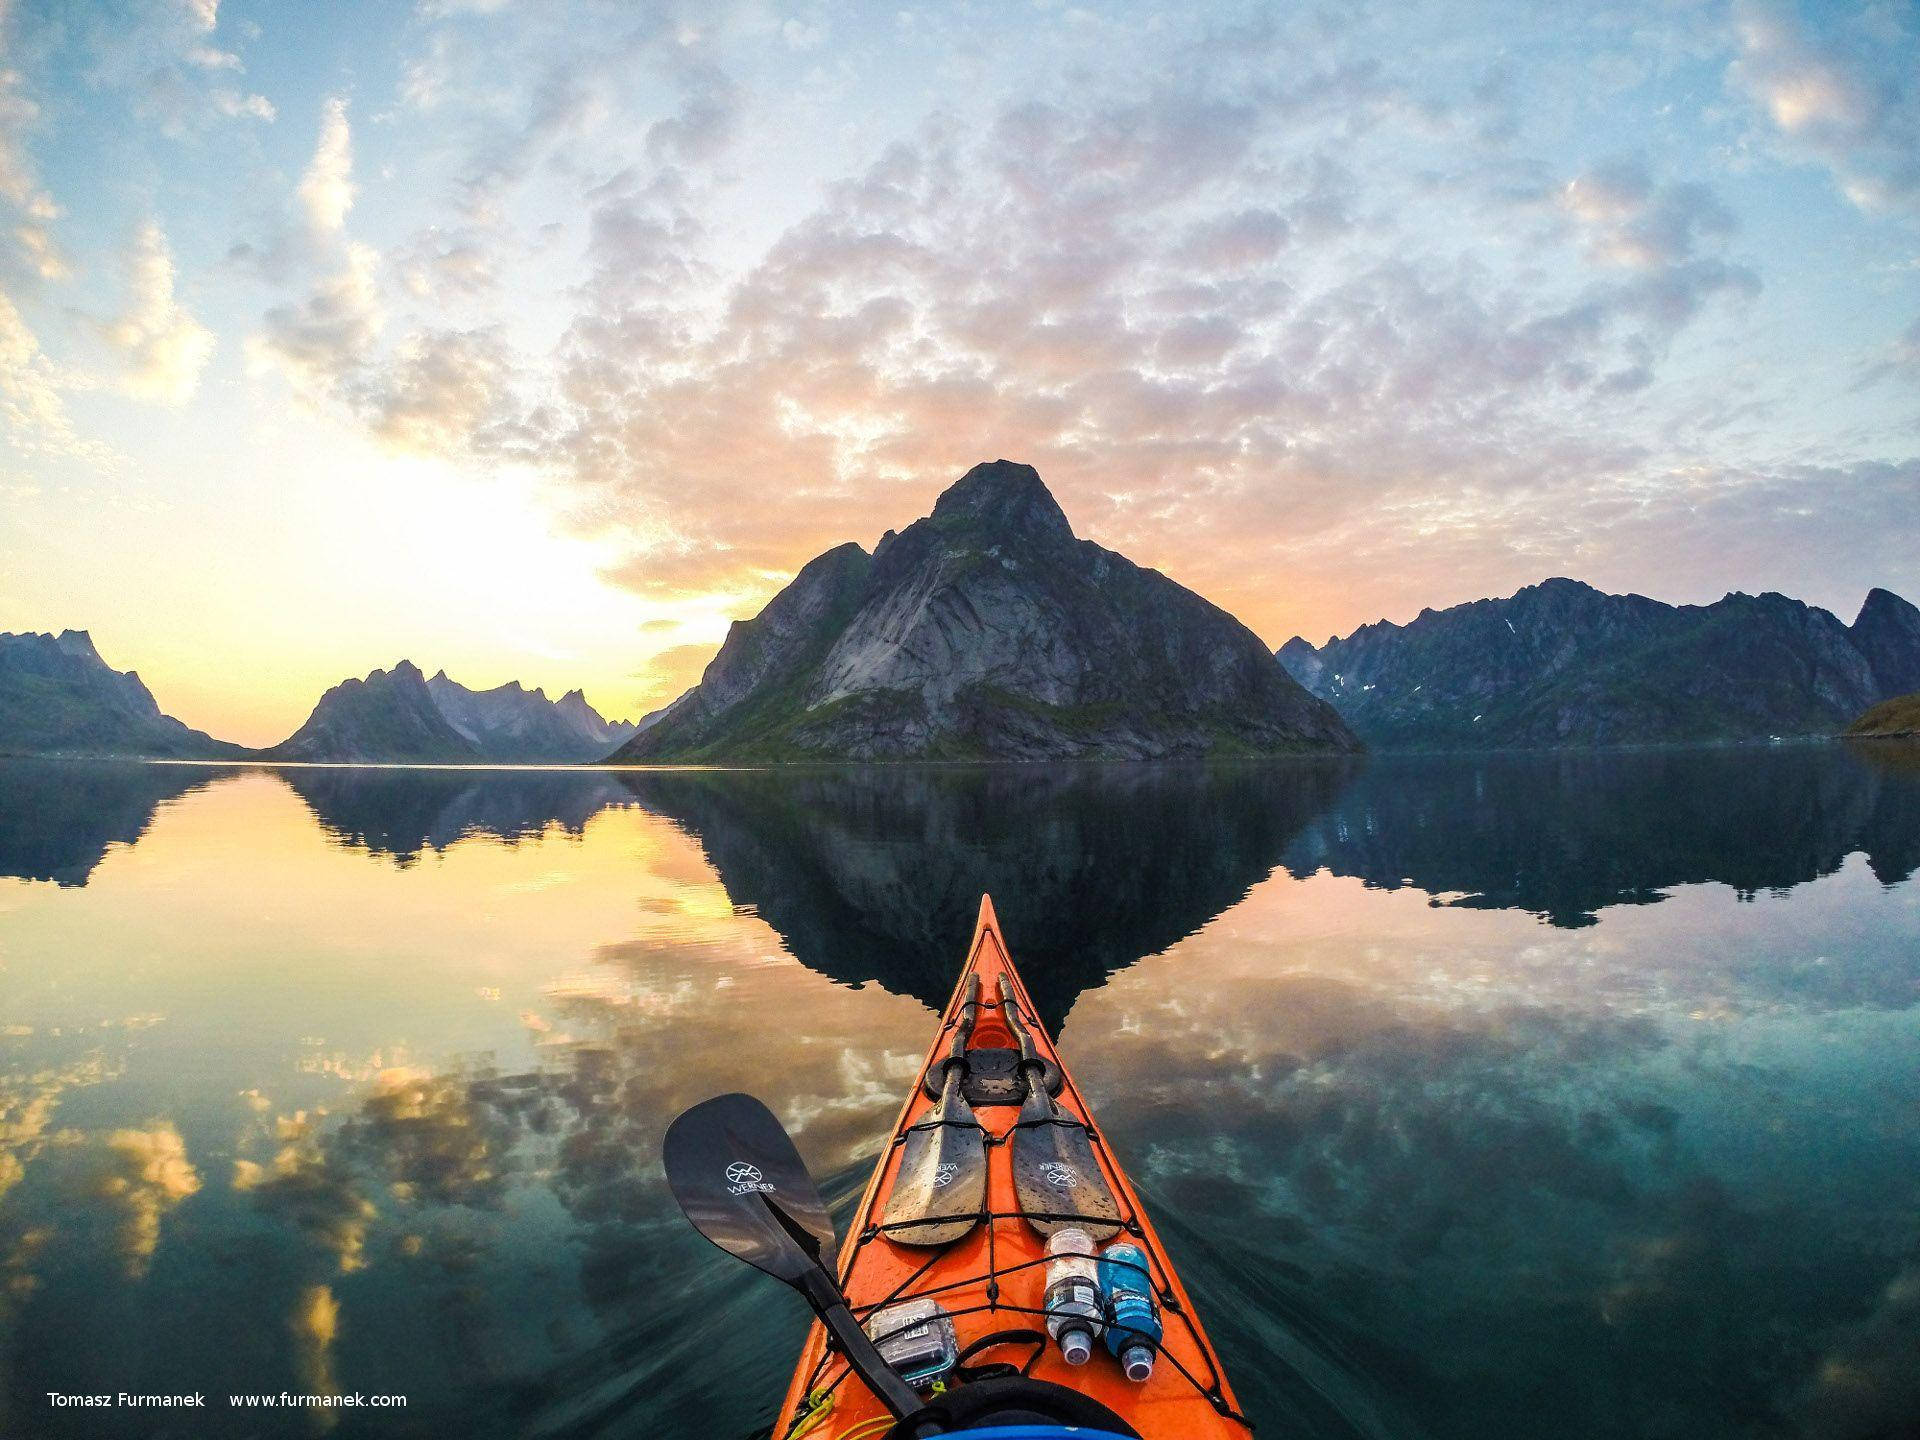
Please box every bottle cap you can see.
[1122,1343,1154,1382]
[1060,1328,1093,1366]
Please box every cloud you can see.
[1854,313,1920,391]
[300,97,355,237]
[59,1122,202,1279]
[232,1112,377,1274]
[393,228,495,301]
[251,241,384,398]
[1174,208,1291,270]
[1560,161,1737,269]
[103,221,215,403]
[1792,1263,1920,1440]
[0,289,118,468]
[485,69,1766,634]
[74,0,273,137]
[0,14,66,283]
[0,290,72,451]
[0,1052,119,1207]
[629,642,716,710]
[288,1284,343,1419]
[202,1,1914,651]
[213,89,274,121]
[336,1066,515,1208]
[644,60,741,167]
[1728,0,1920,213]
[359,326,516,455]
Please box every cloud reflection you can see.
[56,1123,201,1279]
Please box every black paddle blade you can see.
[1011,1107,1122,1241]
[880,1070,987,1247]
[998,979,1122,1241]
[663,1092,839,1284]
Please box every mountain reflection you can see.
[0,760,232,885]
[1283,745,1920,925]
[275,766,643,863]
[6,747,1918,1439]
[616,762,1358,1026]
[6,748,1918,995]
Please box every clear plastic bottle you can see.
[1042,1227,1104,1365]
[1099,1241,1160,1382]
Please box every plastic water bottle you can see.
[1043,1227,1103,1365]
[1099,1241,1160,1381]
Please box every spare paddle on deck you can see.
[662,1093,923,1422]
[880,974,988,1247]
[998,977,1122,1241]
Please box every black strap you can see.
[951,1327,1047,1382]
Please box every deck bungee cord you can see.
[664,896,1255,1440]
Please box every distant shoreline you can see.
[4,732,1905,773]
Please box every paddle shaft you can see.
[946,974,982,1070]
[997,977,1049,1097]
[798,1267,926,1420]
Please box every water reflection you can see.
[1,750,1917,1438]
[8,747,1916,965]
[1069,931,1920,1440]
[1285,747,1920,925]
[616,762,1358,1025]
[280,767,645,865]
[0,760,232,885]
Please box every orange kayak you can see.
[773,895,1251,1439]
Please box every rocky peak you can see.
[617,458,1356,762]
[1279,578,1906,747]
[1850,586,1920,699]
[1,629,240,758]
[1855,587,1920,631]
[56,629,104,662]
[927,459,1075,549]
[1519,577,1605,606]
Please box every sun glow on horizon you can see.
[1,0,1915,743]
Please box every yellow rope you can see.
[832,1419,895,1440]
[785,1391,835,1439]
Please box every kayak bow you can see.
[772,895,1251,1439]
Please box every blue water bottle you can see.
[1098,1241,1160,1381]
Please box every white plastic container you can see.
[1042,1226,1104,1365]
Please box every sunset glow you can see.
[2,0,1916,745]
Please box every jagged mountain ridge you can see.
[616,460,1358,761]
[1277,578,1920,748]
[262,660,635,763]
[0,630,244,758]
[427,671,636,760]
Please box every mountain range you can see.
[1277,580,1920,749]
[614,460,1355,761]
[7,461,1920,763]
[0,633,633,764]
[261,661,636,763]
[0,630,243,759]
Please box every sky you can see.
[1,0,1917,747]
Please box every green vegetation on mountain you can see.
[0,630,243,759]
[1845,693,1920,740]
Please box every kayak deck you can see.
[773,896,1251,1439]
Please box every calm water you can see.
[1,749,1917,1439]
